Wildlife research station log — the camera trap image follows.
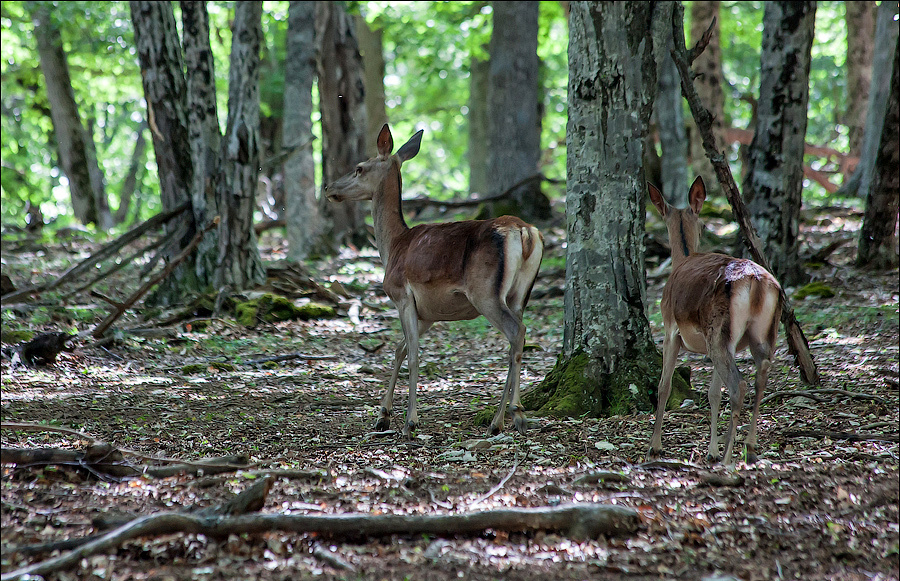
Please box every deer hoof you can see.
[645,446,662,461]
[706,453,721,464]
[514,416,528,436]
[745,446,758,464]
[402,420,417,439]
[488,422,502,436]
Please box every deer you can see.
[325,124,544,439]
[647,176,782,465]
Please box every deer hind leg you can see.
[706,370,724,462]
[745,340,773,463]
[648,328,683,459]
[708,336,744,465]
[480,304,527,436]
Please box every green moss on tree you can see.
[793,281,835,300]
[523,347,693,419]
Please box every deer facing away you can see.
[325,124,544,438]
[648,176,782,464]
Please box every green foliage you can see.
[793,281,836,300]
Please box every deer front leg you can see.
[648,330,682,459]
[375,339,408,432]
[397,301,421,439]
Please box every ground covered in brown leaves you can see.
[2,208,898,581]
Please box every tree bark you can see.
[468,53,490,196]
[30,1,111,230]
[688,0,725,199]
[354,14,388,158]
[655,2,688,206]
[316,1,369,251]
[486,1,550,222]
[844,1,876,157]
[525,1,691,420]
[130,0,199,304]
[181,0,222,290]
[283,1,322,262]
[741,2,816,287]
[857,34,900,269]
[215,1,266,291]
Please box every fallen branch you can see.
[0,202,189,304]
[243,352,339,366]
[670,6,820,386]
[761,388,886,406]
[1,502,639,579]
[782,429,898,443]
[470,450,528,507]
[402,173,563,211]
[91,217,219,339]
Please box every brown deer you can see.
[325,124,544,438]
[647,176,782,464]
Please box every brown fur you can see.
[648,177,782,464]
[326,124,544,438]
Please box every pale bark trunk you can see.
[655,2,688,206]
[316,1,369,251]
[845,1,876,157]
[742,2,816,287]
[283,1,321,263]
[31,1,111,230]
[526,1,691,419]
[487,1,549,221]
[355,14,388,158]
[468,54,490,196]
[857,34,900,269]
[215,1,266,291]
[688,0,725,199]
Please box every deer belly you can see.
[411,287,480,321]
[676,323,708,354]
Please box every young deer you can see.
[325,124,543,438]
[647,176,782,464]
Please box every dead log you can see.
[670,6,820,385]
[0,501,639,580]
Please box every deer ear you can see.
[647,182,668,217]
[688,176,707,214]
[377,124,393,156]
[397,130,423,163]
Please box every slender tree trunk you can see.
[130,0,199,304]
[655,2,688,206]
[283,1,321,262]
[316,1,369,251]
[688,0,725,199]
[468,54,490,196]
[857,34,900,269]
[354,14,388,158]
[30,1,111,230]
[741,2,816,287]
[525,1,690,419]
[113,122,147,224]
[487,1,550,222]
[845,1,876,157]
[181,0,223,290]
[215,1,266,291]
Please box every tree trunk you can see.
[844,1,876,157]
[316,1,369,251]
[215,1,266,291]
[524,1,691,419]
[741,2,816,287]
[283,1,321,263]
[486,1,550,222]
[354,14,388,158]
[30,1,111,230]
[857,34,900,269]
[114,122,147,224]
[655,2,688,206]
[181,0,222,290]
[129,0,199,304]
[687,0,725,199]
[468,54,490,196]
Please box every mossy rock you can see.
[181,363,206,374]
[234,293,335,326]
[1,329,34,345]
[793,282,835,300]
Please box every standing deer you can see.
[325,124,543,438]
[647,176,782,464]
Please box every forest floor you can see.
[1,204,898,581]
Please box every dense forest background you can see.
[0,1,878,233]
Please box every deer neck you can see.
[668,213,699,267]
[372,160,408,267]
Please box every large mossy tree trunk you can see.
[523,1,691,420]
